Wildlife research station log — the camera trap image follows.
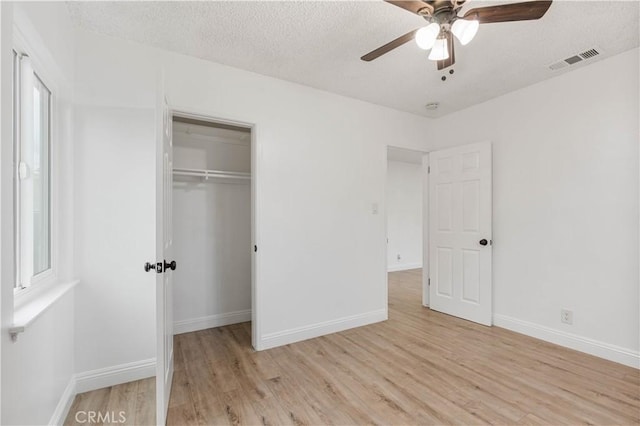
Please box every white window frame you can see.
[12,37,59,298]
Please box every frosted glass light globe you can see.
[451,18,479,46]
[428,37,449,61]
[415,23,440,50]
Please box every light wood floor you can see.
[66,269,640,425]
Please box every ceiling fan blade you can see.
[385,1,434,16]
[361,29,419,62]
[463,0,552,24]
[437,32,455,70]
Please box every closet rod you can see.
[173,167,251,180]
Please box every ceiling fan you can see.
[361,0,552,71]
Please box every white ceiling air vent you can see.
[548,47,602,71]
[579,48,600,59]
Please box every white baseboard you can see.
[49,377,76,426]
[258,308,387,351]
[387,263,422,272]
[75,358,156,394]
[493,314,639,369]
[173,309,251,335]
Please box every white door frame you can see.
[421,153,430,307]
[385,143,492,318]
[166,106,260,350]
[384,146,430,306]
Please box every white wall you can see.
[172,124,252,333]
[73,29,639,376]
[71,10,162,384]
[2,291,75,425]
[386,160,422,272]
[428,48,640,367]
[73,106,156,375]
[165,60,432,347]
[72,28,432,377]
[0,2,77,424]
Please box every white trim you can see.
[493,314,640,369]
[421,154,430,307]
[387,262,422,272]
[10,279,78,340]
[169,106,261,351]
[75,358,156,394]
[258,309,387,351]
[12,10,69,92]
[48,377,76,426]
[13,15,67,296]
[174,309,251,335]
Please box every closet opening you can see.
[171,113,256,349]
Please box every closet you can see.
[171,116,252,335]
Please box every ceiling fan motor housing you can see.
[421,0,466,30]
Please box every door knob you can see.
[164,260,177,271]
[479,239,488,246]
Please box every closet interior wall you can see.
[172,118,252,334]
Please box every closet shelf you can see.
[173,167,251,180]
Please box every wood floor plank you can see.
[220,389,263,426]
[166,402,199,426]
[134,378,156,426]
[263,372,328,425]
[322,333,482,425]
[183,359,228,425]
[271,340,373,425]
[169,368,192,408]
[106,380,138,425]
[65,269,640,425]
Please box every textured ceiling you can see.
[67,1,639,117]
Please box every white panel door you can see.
[429,142,492,325]
[156,87,174,424]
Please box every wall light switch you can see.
[372,203,379,215]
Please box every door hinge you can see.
[428,278,431,286]
[427,166,430,174]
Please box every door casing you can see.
[167,107,259,350]
[385,142,493,324]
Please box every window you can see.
[13,52,52,290]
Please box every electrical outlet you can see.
[561,309,573,325]
[397,254,401,261]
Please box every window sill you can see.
[10,279,79,341]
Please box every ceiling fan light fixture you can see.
[415,23,440,50]
[428,36,449,61]
[451,18,479,46]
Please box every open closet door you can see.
[155,77,174,425]
[429,142,492,326]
